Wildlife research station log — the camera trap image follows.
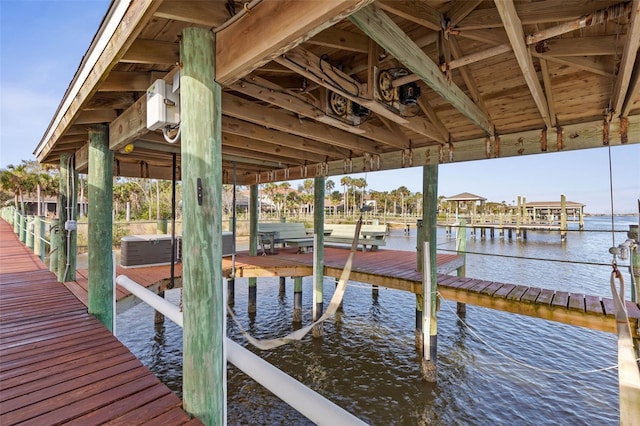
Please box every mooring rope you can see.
[437,292,636,375]
[228,217,363,350]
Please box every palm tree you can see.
[352,177,367,209]
[0,164,28,212]
[397,185,411,217]
[340,176,351,217]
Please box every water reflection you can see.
[115,217,629,425]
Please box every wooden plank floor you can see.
[0,220,201,425]
[108,242,640,337]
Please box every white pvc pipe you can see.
[226,339,367,426]
[115,275,366,426]
[116,275,183,327]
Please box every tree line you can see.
[2,160,510,220]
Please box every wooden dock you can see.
[0,220,201,425]
[220,247,639,336]
[69,241,640,339]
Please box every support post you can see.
[13,209,19,234]
[312,176,325,338]
[180,27,225,425]
[416,164,438,382]
[87,125,114,330]
[227,279,235,306]
[293,276,303,323]
[456,219,467,316]
[35,217,46,262]
[26,216,34,250]
[57,153,78,282]
[279,277,286,295]
[49,219,59,273]
[560,193,567,241]
[19,212,26,242]
[248,184,259,313]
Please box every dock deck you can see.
[0,221,201,425]
[100,242,639,338]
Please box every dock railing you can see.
[2,206,53,264]
[114,273,367,426]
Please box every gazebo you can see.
[444,192,487,218]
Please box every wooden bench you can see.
[257,222,311,254]
[324,224,388,251]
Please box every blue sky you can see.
[1,1,638,213]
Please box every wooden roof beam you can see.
[222,143,301,168]
[306,27,370,53]
[121,39,179,64]
[350,4,493,135]
[457,1,626,30]
[446,0,483,27]
[531,53,614,77]
[98,71,152,92]
[221,116,351,159]
[621,52,640,116]
[612,0,640,117]
[154,1,229,27]
[222,92,381,155]
[274,46,446,142]
[539,59,558,127]
[229,74,411,148]
[377,0,443,31]
[242,116,640,186]
[495,0,552,129]
[73,109,118,125]
[215,0,374,85]
[222,132,327,164]
[447,37,495,132]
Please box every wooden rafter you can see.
[241,116,640,186]
[121,39,179,64]
[377,0,442,31]
[612,0,640,117]
[98,71,151,92]
[417,98,449,141]
[229,74,411,148]
[539,59,557,127]
[154,1,229,27]
[350,4,493,135]
[495,0,552,129]
[222,92,381,155]
[446,0,483,27]
[306,27,369,53]
[621,51,640,116]
[447,37,494,131]
[458,1,624,30]
[274,46,446,142]
[221,116,351,159]
[531,53,614,77]
[215,0,374,85]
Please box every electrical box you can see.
[146,79,180,131]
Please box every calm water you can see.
[116,216,638,425]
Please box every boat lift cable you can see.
[437,292,637,376]
[437,247,631,268]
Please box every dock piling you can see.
[293,277,303,322]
